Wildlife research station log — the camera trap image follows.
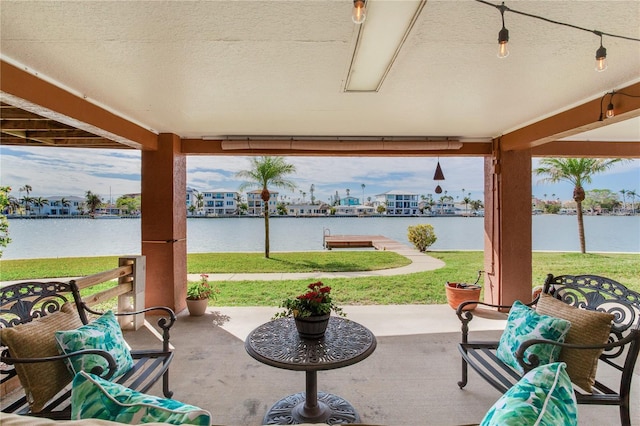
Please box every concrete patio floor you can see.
[126,304,640,426]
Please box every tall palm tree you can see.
[21,196,34,216]
[361,183,365,205]
[309,184,315,205]
[236,156,296,258]
[32,197,49,216]
[20,185,32,216]
[60,197,71,216]
[627,190,637,214]
[535,158,624,253]
[619,189,628,212]
[195,192,204,215]
[85,190,103,218]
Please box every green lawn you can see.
[2,251,637,306]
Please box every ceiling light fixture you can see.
[497,3,509,59]
[595,33,607,72]
[598,90,640,121]
[352,0,366,24]
[345,0,426,92]
[475,0,640,71]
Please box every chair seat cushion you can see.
[496,301,571,374]
[0,304,83,412]
[480,362,577,425]
[71,371,211,425]
[55,311,134,379]
[535,293,614,392]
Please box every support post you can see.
[141,133,187,312]
[484,139,533,306]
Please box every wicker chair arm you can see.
[1,348,117,380]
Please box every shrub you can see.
[407,224,437,252]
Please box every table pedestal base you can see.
[263,391,360,425]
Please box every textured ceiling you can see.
[1,0,639,145]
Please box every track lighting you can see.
[352,0,366,24]
[595,34,607,72]
[497,3,509,58]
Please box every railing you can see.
[73,255,146,330]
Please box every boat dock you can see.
[323,234,410,251]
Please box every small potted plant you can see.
[274,281,345,339]
[445,270,483,311]
[186,274,219,316]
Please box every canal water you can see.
[3,215,638,260]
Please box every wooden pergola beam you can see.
[0,60,158,150]
[532,141,640,158]
[501,81,640,151]
[181,138,492,157]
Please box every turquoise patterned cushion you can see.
[55,311,134,379]
[496,301,571,374]
[71,371,211,425]
[480,362,577,426]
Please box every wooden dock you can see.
[323,234,409,251]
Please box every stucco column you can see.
[483,141,532,306]
[141,133,187,312]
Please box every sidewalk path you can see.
[188,243,445,282]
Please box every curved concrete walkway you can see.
[188,243,445,282]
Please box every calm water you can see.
[2,215,639,260]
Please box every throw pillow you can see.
[71,371,211,425]
[480,362,577,426]
[496,300,571,374]
[0,304,83,412]
[55,310,133,379]
[536,292,614,392]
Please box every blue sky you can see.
[1,146,638,204]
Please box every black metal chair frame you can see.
[0,280,176,419]
[456,274,640,426]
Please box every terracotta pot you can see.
[445,282,481,311]
[294,314,330,339]
[186,298,208,316]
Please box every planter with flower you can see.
[186,274,219,316]
[274,281,345,339]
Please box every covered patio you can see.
[124,304,639,425]
[1,1,639,312]
[1,3,640,423]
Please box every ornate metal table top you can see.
[245,317,377,371]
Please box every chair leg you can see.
[458,356,468,389]
[163,370,173,399]
[620,403,631,426]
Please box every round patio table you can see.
[245,316,377,425]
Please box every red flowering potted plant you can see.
[274,281,345,338]
[186,274,219,316]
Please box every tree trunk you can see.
[264,208,270,258]
[576,200,586,254]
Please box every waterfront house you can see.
[246,190,279,216]
[1,1,637,313]
[339,196,360,206]
[41,196,85,217]
[202,190,239,216]
[286,203,329,216]
[376,191,420,216]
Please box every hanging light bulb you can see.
[595,35,607,72]
[352,0,366,24]
[606,102,615,118]
[497,3,509,59]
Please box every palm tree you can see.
[627,190,637,214]
[619,189,628,212]
[361,184,365,205]
[85,190,103,218]
[195,192,204,215]
[309,184,315,205]
[535,158,624,253]
[32,197,49,216]
[21,196,34,216]
[20,184,32,216]
[60,197,71,216]
[236,156,296,258]
[463,196,472,216]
